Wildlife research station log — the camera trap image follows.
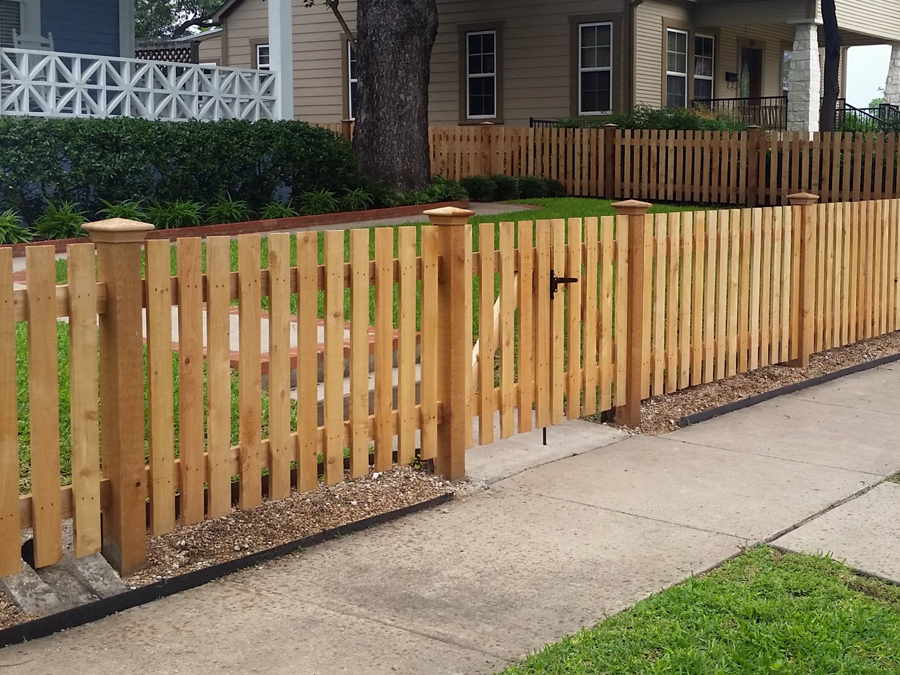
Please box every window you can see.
[347,41,358,120]
[0,0,23,49]
[578,22,613,115]
[666,29,688,107]
[466,30,496,119]
[255,43,270,70]
[693,35,714,101]
[781,49,792,97]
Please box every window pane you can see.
[694,79,712,101]
[581,70,611,113]
[695,56,712,78]
[667,74,686,107]
[695,36,713,59]
[348,44,357,79]
[349,80,358,118]
[469,75,495,117]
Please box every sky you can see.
[845,45,891,108]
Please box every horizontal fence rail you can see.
[0,47,278,121]
[3,196,899,578]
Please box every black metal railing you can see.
[529,117,558,129]
[691,96,787,129]
[834,99,900,131]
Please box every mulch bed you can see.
[633,331,900,436]
[0,467,452,628]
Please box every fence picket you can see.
[0,249,17,577]
[727,209,740,376]
[567,218,583,417]
[653,215,666,395]
[691,212,705,386]
[678,213,693,390]
[583,218,599,413]
[177,238,205,523]
[26,246,62,567]
[420,226,439,458]
[267,233,292,499]
[237,235,262,508]
[67,244,101,557]
[749,209,762,371]
[205,237,233,517]
[760,208,773,367]
[296,232,319,491]
[666,214,679,394]
[350,229,371,476]
[550,219,566,423]
[374,228,394,469]
[323,231,345,484]
[715,210,728,381]
[600,216,615,411]
[739,210,752,373]
[499,222,516,436]
[398,226,417,463]
[517,223,535,431]
[615,215,629,406]
[534,220,551,427]
[479,224,496,442]
[703,211,717,384]
[771,208,783,361]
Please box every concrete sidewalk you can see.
[2,364,899,674]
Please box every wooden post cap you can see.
[603,123,619,129]
[611,199,652,215]
[424,206,475,226]
[787,192,820,205]
[83,218,154,243]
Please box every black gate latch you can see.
[550,269,579,299]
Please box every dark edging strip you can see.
[679,352,900,428]
[0,492,453,649]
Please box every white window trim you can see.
[578,21,613,116]
[256,43,270,71]
[666,28,689,107]
[347,41,358,120]
[694,33,715,100]
[466,29,497,120]
[1,0,40,45]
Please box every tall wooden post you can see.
[788,192,820,368]
[746,125,762,207]
[341,119,353,142]
[425,206,473,481]
[480,122,493,175]
[612,199,652,428]
[603,124,618,199]
[84,218,153,576]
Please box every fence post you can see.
[746,125,761,207]
[425,206,473,481]
[84,218,153,577]
[612,199,652,428]
[788,193,820,368]
[603,124,618,199]
[480,122,494,175]
[341,118,353,142]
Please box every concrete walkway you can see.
[2,364,899,674]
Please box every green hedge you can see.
[555,105,750,131]
[0,117,366,224]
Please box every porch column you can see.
[885,44,900,107]
[268,0,294,120]
[786,22,821,132]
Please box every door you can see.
[740,47,763,99]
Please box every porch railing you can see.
[691,96,787,129]
[0,47,278,121]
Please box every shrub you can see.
[403,190,431,206]
[206,193,253,224]
[98,198,146,221]
[425,176,468,202]
[299,189,338,216]
[145,200,205,230]
[491,174,520,201]
[0,117,365,224]
[542,178,568,198]
[515,175,548,199]
[555,105,749,131]
[34,201,86,240]
[259,201,298,220]
[0,209,31,244]
[339,187,374,212]
[460,175,497,201]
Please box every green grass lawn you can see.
[500,546,900,675]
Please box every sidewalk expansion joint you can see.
[787,395,900,417]
[501,485,750,542]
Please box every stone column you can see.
[787,23,822,132]
[885,44,900,107]
[267,0,294,120]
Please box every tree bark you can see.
[354,0,438,191]
[820,0,841,132]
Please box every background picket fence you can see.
[3,195,899,579]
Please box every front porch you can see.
[0,47,279,121]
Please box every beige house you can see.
[209,0,900,131]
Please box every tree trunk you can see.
[354,0,438,191]
[820,0,841,132]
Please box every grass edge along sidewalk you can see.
[500,546,900,675]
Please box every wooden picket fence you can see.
[3,195,899,579]
[318,123,900,206]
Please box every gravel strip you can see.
[126,466,451,586]
[0,594,36,631]
[626,331,900,436]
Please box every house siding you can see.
[633,0,691,106]
[41,0,120,57]
[197,35,223,64]
[835,0,900,44]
